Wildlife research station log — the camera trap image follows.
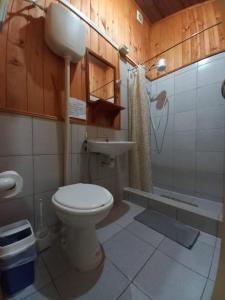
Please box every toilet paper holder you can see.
[0,171,23,199]
[0,177,16,191]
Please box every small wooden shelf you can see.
[88,99,125,127]
[89,99,125,112]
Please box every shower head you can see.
[156,58,167,72]
[146,58,167,73]
[129,58,167,74]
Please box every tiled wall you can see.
[149,52,225,202]
[0,60,129,230]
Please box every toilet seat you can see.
[53,183,113,211]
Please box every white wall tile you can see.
[197,152,224,174]
[173,150,196,193]
[97,154,117,180]
[71,124,87,154]
[120,59,129,88]
[197,82,225,109]
[34,155,63,193]
[174,111,196,131]
[174,130,196,151]
[117,153,129,179]
[157,75,174,96]
[152,165,173,188]
[0,196,34,227]
[174,89,197,113]
[151,132,173,156]
[173,150,196,171]
[34,191,58,228]
[97,127,117,140]
[114,130,128,141]
[151,53,225,202]
[175,69,197,93]
[71,154,81,183]
[0,113,32,156]
[150,133,157,152]
[33,118,64,155]
[197,107,225,130]
[196,172,224,201]
[174,62,197,76]
[0,156,33,197]
[198,59,225,87]
[148,80,157,98]
[173,169,195,194]
[71,153,90,183]
[86,125,98,139]
[121,108,128,130]
[198,52,225,67]
[151,112,174,135]
[152,148,173,169]
[197,129,225,152]
[120,84,128,108]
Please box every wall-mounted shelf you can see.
[88,99,125,127]
[86,49,122,129]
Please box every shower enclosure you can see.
[127,51,224,236]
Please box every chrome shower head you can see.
[156,58,167,72]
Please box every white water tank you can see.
[45,3,86,63]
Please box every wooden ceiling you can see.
[135,0,207,23]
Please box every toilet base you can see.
[61,225,103,272]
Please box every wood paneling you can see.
[1,0,225,123]
[147,0,225,79]
[0,0,151,127]
[135,0,207,23]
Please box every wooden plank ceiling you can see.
[135,0,208,23]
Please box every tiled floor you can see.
[1,201,221,300]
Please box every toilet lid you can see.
[53,183,113,210]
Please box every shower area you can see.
[125,29,224,236]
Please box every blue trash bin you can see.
[0,220,37,295]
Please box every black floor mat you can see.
[135,209,200,249]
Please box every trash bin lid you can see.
[0,220,35,258]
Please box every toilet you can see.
[52,183,113,272]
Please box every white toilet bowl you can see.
[52,183,113,272]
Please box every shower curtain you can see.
[128,66,153,192]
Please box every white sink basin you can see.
[87,140,136,156]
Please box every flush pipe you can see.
[64,56,71,185]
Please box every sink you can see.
[87,140,136,156]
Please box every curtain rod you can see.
[141,21,222,67]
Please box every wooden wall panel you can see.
[1,0,225,122]
[0,0,151,125]
[0,0,136,123]
[0,0,13,109]
[0,0,150,124]
[27,0,45,114]
[148,0,225,79]
[6,0,28,111]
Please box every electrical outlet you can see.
[137,10,143,24]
